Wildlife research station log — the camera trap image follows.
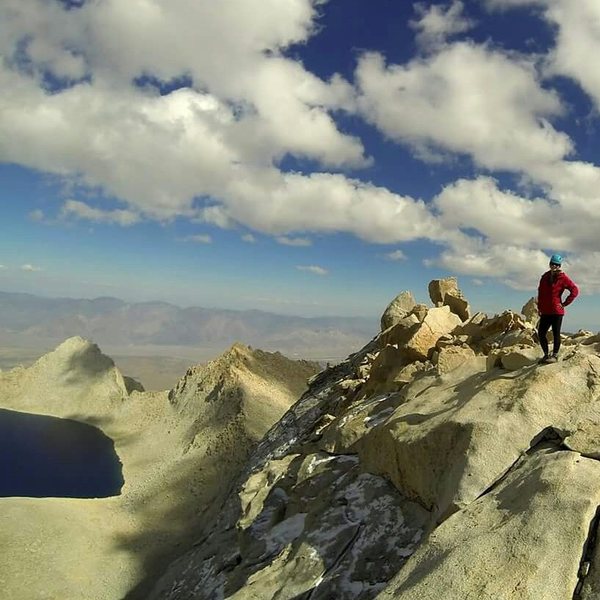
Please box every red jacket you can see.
[537,270,579,315]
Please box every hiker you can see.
[537,253,579,363]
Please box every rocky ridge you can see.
[0,339,319,600]
[149,278,600,600]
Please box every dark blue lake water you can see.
[0,408,124,498]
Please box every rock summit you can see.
[149,278,600,600]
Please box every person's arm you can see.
[562,275,579,307]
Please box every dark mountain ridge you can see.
[0,290,375,355]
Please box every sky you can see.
[1,0,600,329]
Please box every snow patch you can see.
[364,406,396,428]
[265,513,307,554]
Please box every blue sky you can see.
[1,0,600,329]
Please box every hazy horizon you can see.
[2,1,599,329]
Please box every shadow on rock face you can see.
[147,450,430,600]
[62,343,116,386]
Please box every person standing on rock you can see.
[537,254,579,363]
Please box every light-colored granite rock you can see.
[149,353,431,599]
[222,453,429,600]
[501,346,540,370]
[521,296,539,325]
[499,328,537,348]
[444,293,471,322]
[486,346,539,371]
[354,351,600,521]
[428,277,471,321]
[377,449,600,600]
[400,306,463,362]
[146,280,600,600]
[436,345,476,374]
[380,291,417,331]
[428,277,460,306]
[357,344,407,399]
[409,303,429,322]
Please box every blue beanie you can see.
[550,253,562,265]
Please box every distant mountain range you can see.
[0,291,377,359]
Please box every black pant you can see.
[538,314,563,356]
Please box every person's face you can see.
[550,263,561,272]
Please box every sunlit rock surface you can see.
[149,279,600,600]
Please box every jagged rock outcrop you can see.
[522,296,539,325]
[380,291,417,331]
[428,276,471,321]
[381,306,462,363]
[0,336,130,417]
[0,338,319,600]
[147,279,600,600]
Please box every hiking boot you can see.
[546,355,558,363]
[538,355,550,364]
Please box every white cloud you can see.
[561,253,600,295]
[425,174,600,290]
[180,234,213,244]
[435,174,600,253]
[0,264,5,270]
[60,200,141,226]
[241,233,257,243]
[487,1,600,113]
[29,209,45,222]
[297,265,328,276]
[384,250,407,261]
[221,171,442,243]
[0,0,367,223]
[276,235,312,247]
[2,0,600,298]
[427,239,549,290]
[355,42,572,174]
[21,264,42,272]
[471,278,485,286]
[434,177,560,247]
[410,1,475,51]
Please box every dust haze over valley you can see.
[0,290,375,389]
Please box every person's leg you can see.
[538,315,551,358]
[551,315,563,356]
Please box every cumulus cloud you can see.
[221,171,442,243]
[241,233,257,243]
[180,234,213,244]
[0,0,367,223]
[3,0,600,295]
[276,235,312,246]
[60,200,141,226]
[384,250,407,261]
[355,42,571,174]
[410,1,475,51]
[297,265,328,276]
[427,239,549,290]
[21,264,42,272]
[425,173,600,291]
[436,175,600,253]
[487,1,600,112]
[28,209,45,222]
[561,253,600,295]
